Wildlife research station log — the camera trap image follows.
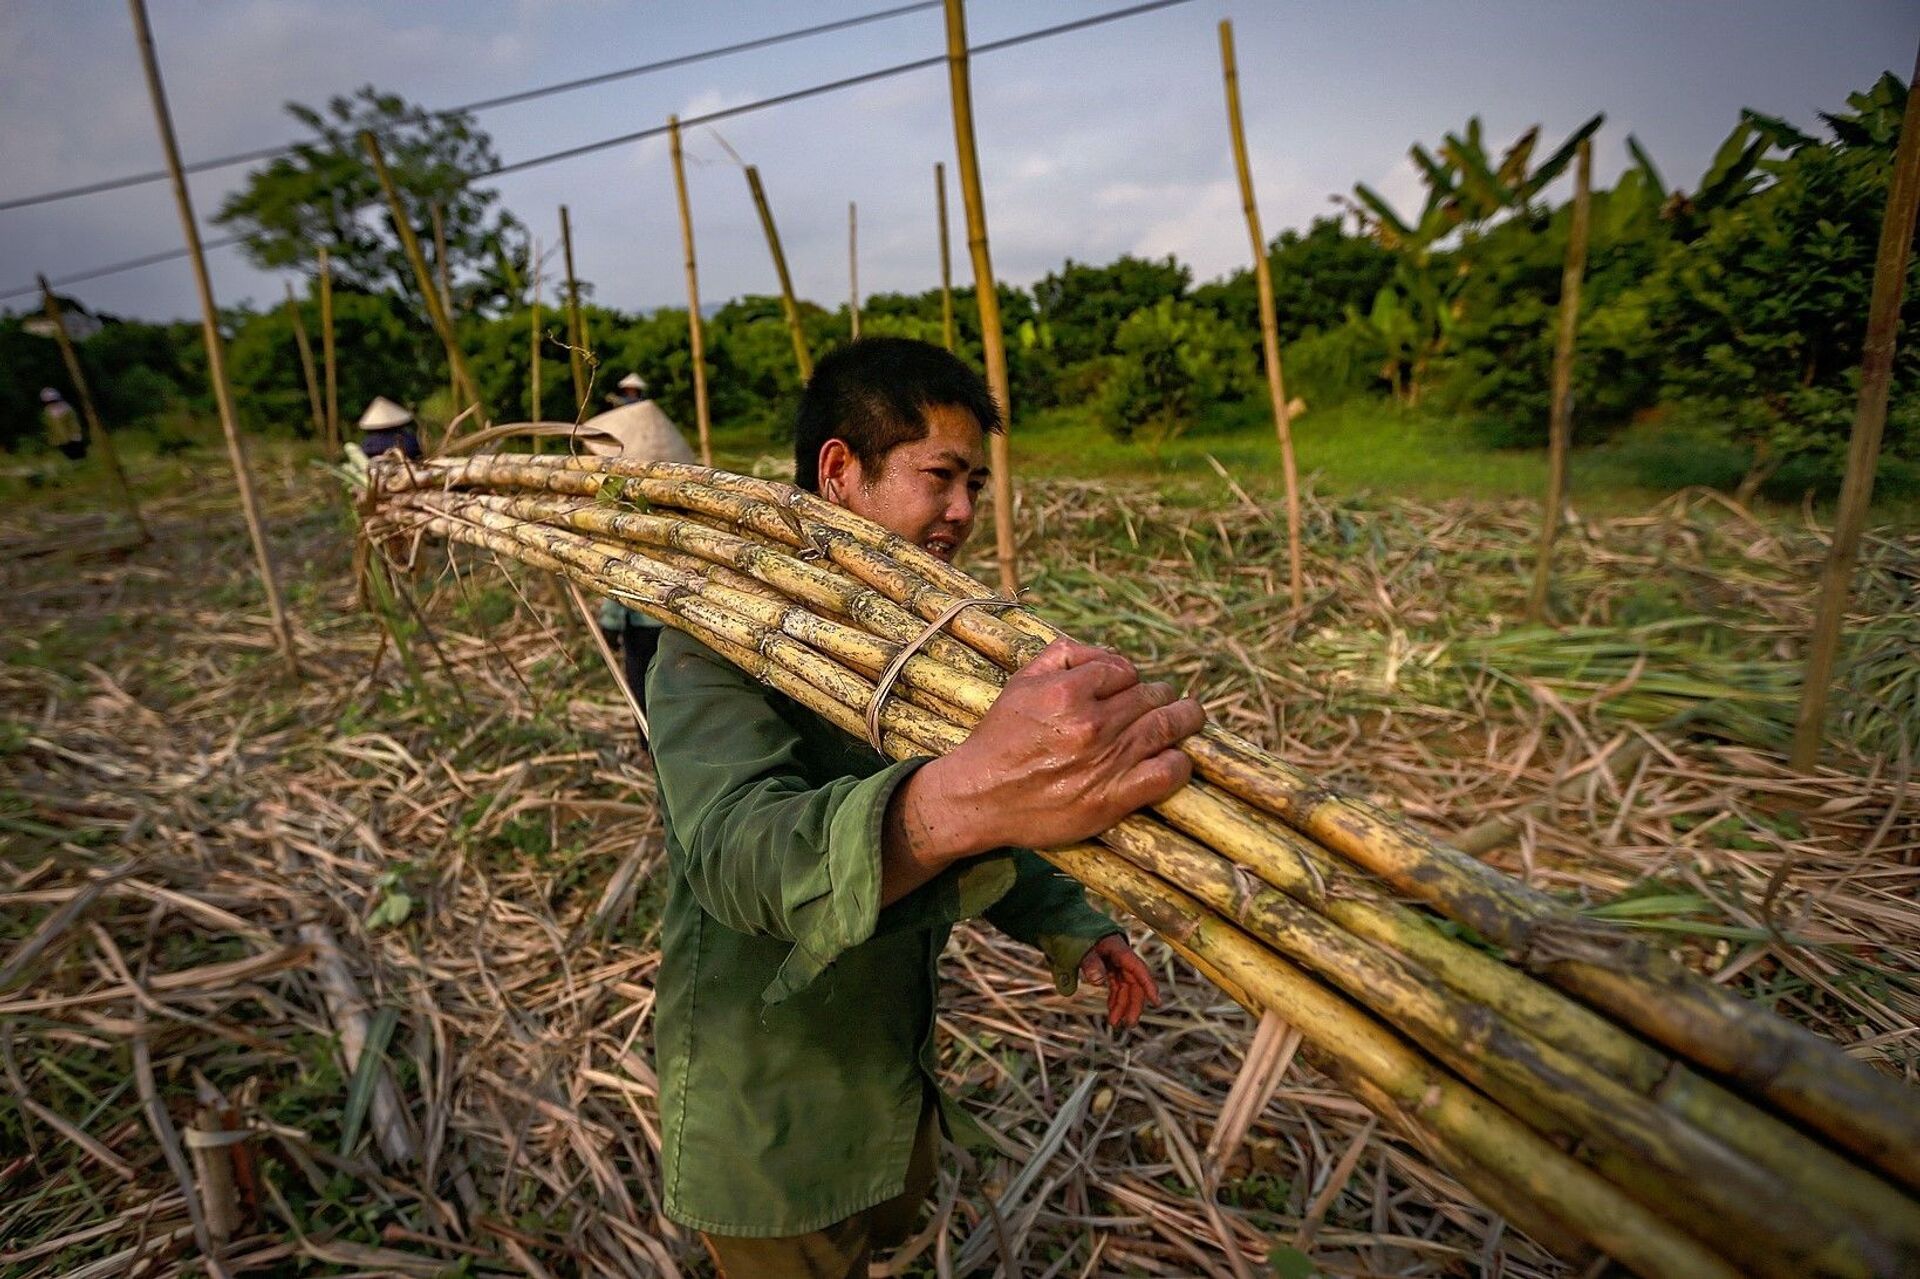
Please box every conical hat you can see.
[576,400,697,462]
[357,396,414,430]
[617,372,647,392]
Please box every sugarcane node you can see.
[1519,918,1637,970]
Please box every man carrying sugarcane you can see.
[647,337,1202,1277]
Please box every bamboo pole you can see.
[1527,138,1594,624]
[560,204,588,411]
[430,201,457,409]
[743,165,814,381]
[936,162,956,352]
[37,275,149,543]
[283,282,326,445]
[1790,38,1920,771]
[944,0,1019,598]
[318,247,339,457]
[382,448,1920,1198]
[849,200,861,339]
[1218,19,1303,611]
[128,0,297,676]
[529,235,543,421]
[669,117,714,465]
[360,130,486,433]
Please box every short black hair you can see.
[793,337,1002,492]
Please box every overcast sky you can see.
[1,1,1912,322]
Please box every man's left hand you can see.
[1078,934,1161,1030]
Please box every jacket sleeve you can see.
[648,633,923,986]
[983,850,1122,995]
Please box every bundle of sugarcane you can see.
[360,451,1920,1279]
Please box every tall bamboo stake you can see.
[669,117,714,465]
[430,201,457,408]
[282,282,326,444]
[1790,39,1920,771]
[360,130,486,432]
[1527,138,1594,624]
[849,201,861,339]
[529,235,543,422]
[560,204,588,411]
[744,165,814,381]
[936,161,956,352]
[37,275,149,543]
[943,0,1019,597]
[128,0,297,675]
[318,247,339,457]
[1219,19,1303,610]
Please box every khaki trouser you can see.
[702,1099,940,1279]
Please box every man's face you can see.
[819,403,989,563]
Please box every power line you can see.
[0,1,942,214]
[3,0,1197,305]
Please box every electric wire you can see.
[2,0,1196,304]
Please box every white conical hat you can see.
[617,372,647,392]
[576,399,697,462]
[357,396,414,430]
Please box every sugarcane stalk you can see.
[373,452,1920,1196]
[318,247,339,457]
[374,481,1920,1275]
[1041,846,1742,1279]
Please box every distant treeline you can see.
[4,75,1914,498]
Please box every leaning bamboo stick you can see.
[936,162,956,353]
[430,201,458,410]
[849,201,861,340]
[668,117,714,466]
[743,165,813,381]
[318,247,339,457]
[1527,137,1593,623]
[36,275,149,543]
[389,481,1920,1267]
[943,0,1019,599]
[283,282,327,445]
[560,204,588,412]
[360,130,485,432]
[529,235,543,422]
[1790,37,1920,769]
[1218,19,1303,611]
[129,0,297,676]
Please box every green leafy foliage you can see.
[1092,299,1255,444]
[214,86,525,309]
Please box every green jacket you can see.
[646,628,1119,1237]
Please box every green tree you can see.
[1032,255,1190,365]
[1649,73,1919,499]
[1092,298,1255,445]
[1192,216,1395,345]
[215,87,523,309]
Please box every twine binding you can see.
[866,595,1019,751]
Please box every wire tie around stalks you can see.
[867,595,1020,752]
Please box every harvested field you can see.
[3,455,1916,1277]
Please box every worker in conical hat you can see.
[609,371,648,407]
[578,389,697,746]
[40,387,86,461]
[357,396,423,461]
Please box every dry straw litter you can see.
[3,452,1916,1277]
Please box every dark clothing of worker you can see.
[644,628,1117,1260]
[360,425,423,461]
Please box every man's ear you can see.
[816,438,861,503]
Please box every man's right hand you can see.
[898,639,1206,869]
